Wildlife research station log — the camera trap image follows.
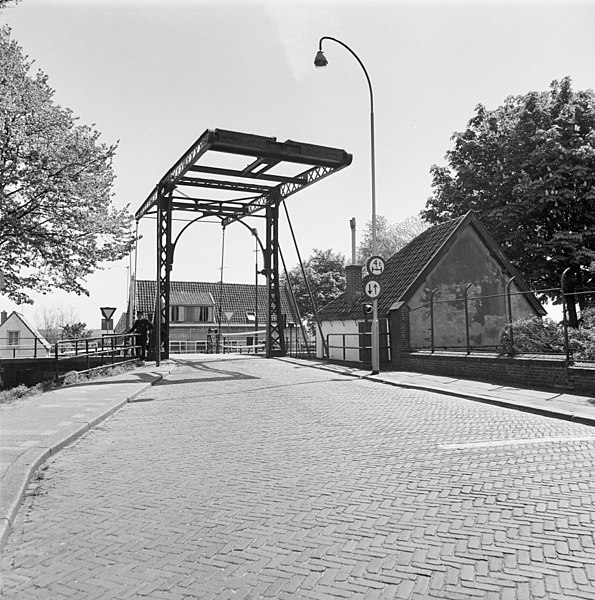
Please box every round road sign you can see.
[364,279,382,299]
[367,255,385,276]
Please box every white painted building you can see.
[0,310,52,359]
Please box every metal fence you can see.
[409,273,594,364]
[54,333,140,380]
[218,327,314,358]
[0,337,50,359]
[326,331,392,364]
[169,340,208,354]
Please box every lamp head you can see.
[314,49,328,68]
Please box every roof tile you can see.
[134,280,297,325]
[319,215,465,320]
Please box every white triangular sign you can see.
[100,306,116,320]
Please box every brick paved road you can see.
[1,355,595,599]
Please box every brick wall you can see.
[398,351,595,395]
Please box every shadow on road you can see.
[157,358,259,386]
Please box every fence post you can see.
[464,283,473,355]
[86,339,90,371]
[561,267,571,364]
[430,288,438,353]
[54,342,59,382]
[506,276,516,356]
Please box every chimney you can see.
[345,265,363,307]
[1,310,7,325]
[345,218,362,306]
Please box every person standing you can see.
[127,311,154,362]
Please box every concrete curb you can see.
[0,365,175,553]
[280,357,595,428]
[361,375,594,426]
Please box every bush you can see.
[0,382,48,405]
[569,307,595,361]
[501,306,595,361]
[500,317,564,356]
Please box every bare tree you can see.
[35,304,80,344]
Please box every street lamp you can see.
[314,36,380,374]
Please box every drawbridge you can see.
[135,128,352,361]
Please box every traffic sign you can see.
[364,279,382,299]
[100,306,116,320]
[224,311,234,322]
[367,255,385,276]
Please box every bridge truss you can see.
[135,129,352,361]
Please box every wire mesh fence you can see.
[408,275,594,365]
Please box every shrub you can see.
[501,306,595,361]
[569,306,595,361]
[500,317,564,356]
[0,382,48,405]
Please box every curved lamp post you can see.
[314,36,380,374]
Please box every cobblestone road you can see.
[2,356,595,599]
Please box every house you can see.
[0,310,52,359]
[318,211,545,365]
[124,279,301,353]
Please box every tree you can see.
[356,214,429,264]
[0,26,134,305]
[283,249,346,323]
[423,77,595,326]
[35,304,80,344]
[61,322,92,340]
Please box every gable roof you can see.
[319,211,544,320]
[134,280,298,325]
[0,311,52,349]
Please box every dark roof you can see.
[319,211,544,320]
[134,280,298,325]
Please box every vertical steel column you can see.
[155,186,172,364]
[265,201,285,357]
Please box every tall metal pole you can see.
[315,36,379,374]
[253,228,259,348]
[561,267,571,364]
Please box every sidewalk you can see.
[282,356,595,426]
[0,361,176,550]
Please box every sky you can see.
[1,0,594,329]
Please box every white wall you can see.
[0,313,50,358]
[317,319,362,361]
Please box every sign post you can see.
[100,307,117,335]
[364,256,385,373]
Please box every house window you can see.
[8,331,19,346]
[169,306,214,323]
[246,311,256,323]
[170,306,184,322]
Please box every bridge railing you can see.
[54,333,140,381]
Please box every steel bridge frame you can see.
[135,128,352,362]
